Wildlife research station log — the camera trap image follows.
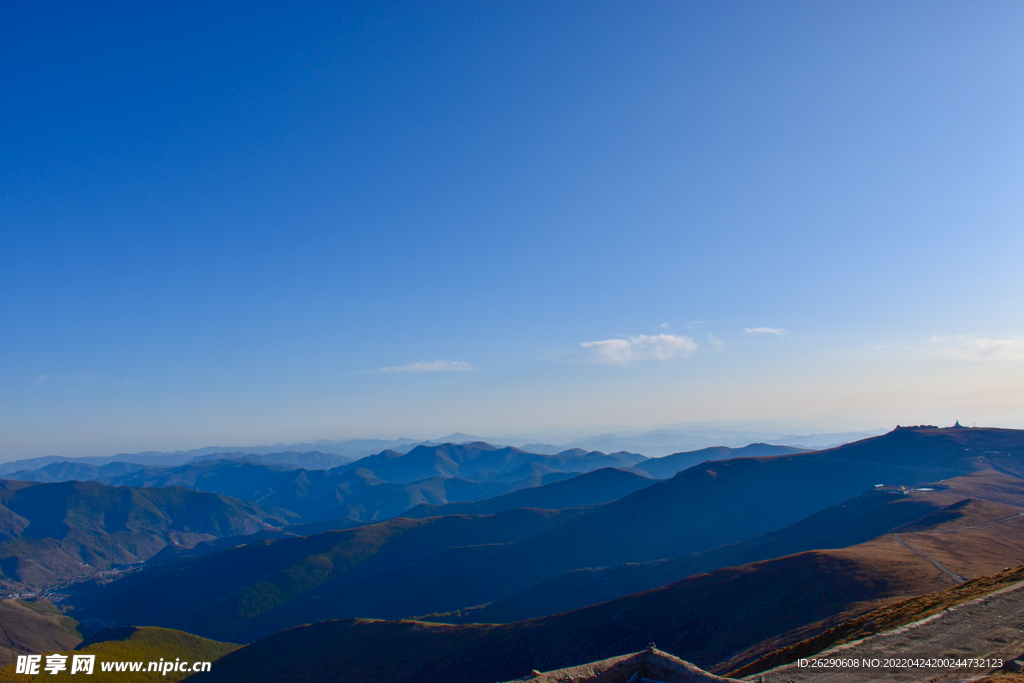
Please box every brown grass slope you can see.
[0,600,83,665]
[189,489,1024,683]
[729,564,1024,677]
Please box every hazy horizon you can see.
[1,417,1005,462]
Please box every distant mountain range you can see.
[0,443,810,526]
[3,425,1023,683]
[0,425,884,471]
[67,427,1024,647]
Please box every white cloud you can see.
[380,360,474,373]
[708,333,725,351]
[744,327,789,335]
[580,334,697,365]
[927,335,1024,361]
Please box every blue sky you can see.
[3,1,1023,457]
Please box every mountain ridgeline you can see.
[0,441,777,592]
[0,480,295,587]
[2,443,654,525]
[67,428,1024,645]
[3,426,1023,682]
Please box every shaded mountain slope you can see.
[187,450,352,470]
[309,475,533,522]
[0,599,83,665]
[302,428,1023,624]
[336,443,646,484]
[104,460,517,523]
[0,480,295,586]
[487,426,1022,574]
[78,428,1024,642]
[7,462,148,484]
[459,486,952,623]
[4,452,353,484]
[459,470,1024,623]
[72,508,582,642]
[633,443,805,479]
[190,495,1024,683]
[402,468,656,518]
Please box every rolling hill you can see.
[0,480,296,587]
[72,427,1024,643]
[632,442,805,479]
[401,467,656,518]
[451,469,1024,623]
[189,490,1024,683]
[70,507,584,642]
[3,443,641,523]
[334,443,647,484]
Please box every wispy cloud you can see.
[380,360,474,373]
[580,334,697,365]
[744,327,789,335]
[927,335,1024,361]
[29,374,51,385]
[708,333,725,351]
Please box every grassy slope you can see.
[0,626,237,683]
[729,564,1024,677]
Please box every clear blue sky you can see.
[3,1,1023,457]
